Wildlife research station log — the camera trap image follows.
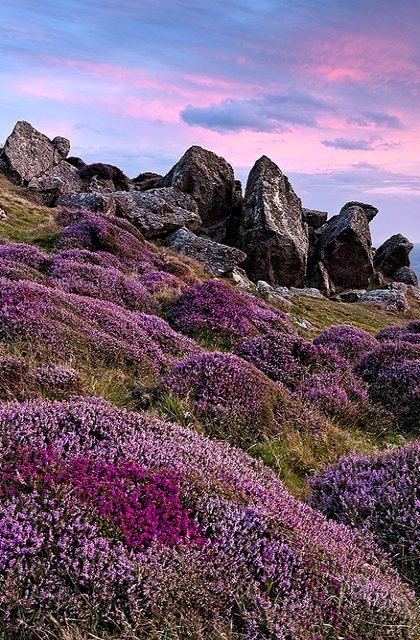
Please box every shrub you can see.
[355,341,420,382]
[309,443,420,591]
[368,360,420,432]
[376,322,420,345]
[162,352,279,447]
[0,243,50,271]
[313,324,378,362]
[78,162,130,190]
[0,397,416,639]
[169,280,292,347]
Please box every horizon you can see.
[0,1,419,242]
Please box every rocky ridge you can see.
[0,120,417,310]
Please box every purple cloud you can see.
[321,138,376,150]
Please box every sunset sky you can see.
[0,0,419,242]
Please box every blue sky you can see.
[0,0,419,242]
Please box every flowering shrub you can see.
[376,322,420,345]
[139,270,188,303]
[78,162,130,190]
[163,352,279,446]
[355,341,420,382]
[313,324,378,362]
[0,278,198,379]
[367,360,420,431]
[33,364,80,392]
[0,257,44,282]
[169,280,292,346]
[0,397,416,638]
[309,443,420,591]
[0,243,50,271]
[49,256,157,313]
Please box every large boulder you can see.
[27,161,83,206]
[56,191,117,215]
[0,121,70,184]
[239,156,309,287]
[340,201,378,222]
[161,227,246,276]
[302,208,328,229]
[312,202,375,292]
[359,287,408,312]
[159,146,238,241]
[374,234,413,277]
[392,266,418,287]
[113,188,201,238]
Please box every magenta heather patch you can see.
[376,322,420,345]
[169,279,293,346]
[309,443,420,591]
[313,324,378,362]
[0,243,50,271]
[0,397,416,638]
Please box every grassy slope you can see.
[0,178,418,498]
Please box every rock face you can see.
[56,192,117,215]
[393,266,418,287]
[303,208,328,229]
[310,202,375,292]
[28,161,83,205]
[113,188,201,238]
[340,201,378,223]
[374,234,413,277]
[161,227,246,276]
[0,121,70,183]
[239,156,309,287]
[159,146,237,241]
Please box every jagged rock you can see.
[289,287,324,299]
[340,201,378,223]
[307,260,333,296]
[392,266,418,287]
[331,289,366,303]
[0,121,70,183]
[359,288,408,312]
[161,227,246,276]
[286,313,313,330]
[56,191,117,215]
[0,207,7,221]
[227,266,255,291]
[27,161,83,206]
[303,208,328,229]
[87,175,116,194]
[132,172,163,191]
[160,146,237,241]
[239,156,309,287]
[114,188,201,238]
[374,234,413,277]
[314,203,374,292]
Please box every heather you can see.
[0,397,416,639]
[162,352,280,446]
[168,279,293,347]
[309,443,420,591]
[313,324,378,362]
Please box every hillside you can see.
[0,123,419,639]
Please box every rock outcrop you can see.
[28,161,83,205]
[393,266,418,287]
[239,156,309,287]
[308,202,376,293]
[374,234,413,277]
[161,227,246,276]
[0,121,70,183]
[359,287,408,312]
[56,191,117,215]
[113,188,201,238]
[159,146,238,241]
[303,208,328,229]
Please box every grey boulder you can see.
[56,191,117,215]
[359,288,408,312]
[392,266,418,287]
[114,188,201,238]
[239,156,309,287]
[28,161,83,205]
[161,227,246,276]
[303,208,328,229]
[0,121,70,184]
[374,234,413,277]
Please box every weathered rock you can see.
[88,175,116,194]
[374,234,413,277]
[114,188,201,238]
[256,281,273,296]
[227,266,255,291]
[0,207,7,221]
[161,227,246,276]
[160,146,237,241]
[290,287,324,299]
[307,260,333,296]
[392,266,418,287]
[331,289,366,303]
[340,201,378,223]
[27,161,83,206]
[314,203,375,292]
[132,172,163,191]
[359,288,408,312]
[303,208,328,229]
[0,121,70,183]
[239,156,309,287]
[56,191,117,216]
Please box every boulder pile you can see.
[1,121,417,300]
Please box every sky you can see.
[0,0,419,243]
